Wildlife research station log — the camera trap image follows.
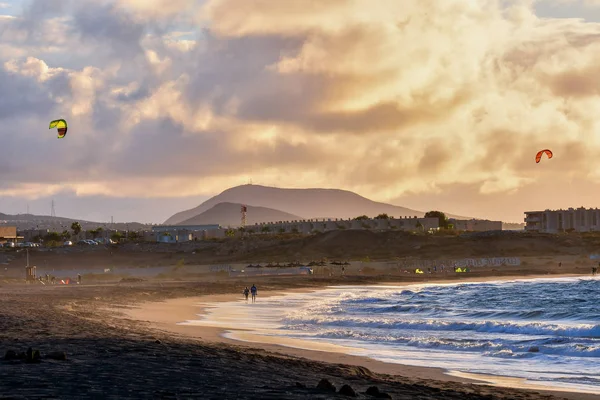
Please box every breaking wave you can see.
[220,277,600,393]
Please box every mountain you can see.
[165,184,471,225]
[0,213,150,231]
[178,202,302,227]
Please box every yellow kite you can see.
[49,119,68,138]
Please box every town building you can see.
[0,226,21,244]
[151,224,221,243]
[147,215,507,243]
[246,216,440,235]
[524,207,600,233]
[449,219,502,232]
[19,228,50,242]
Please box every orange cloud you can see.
[3,0,600,222]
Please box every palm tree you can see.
[71,222,82,237]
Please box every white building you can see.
[524,207,600,233]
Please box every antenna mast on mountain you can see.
[51,199,56,217]
[241,205,247,228]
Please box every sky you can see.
[1,0,600,224]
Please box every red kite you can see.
[535,149,553,163]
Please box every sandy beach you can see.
[0,259,598,399]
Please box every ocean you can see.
[183,277,600,394]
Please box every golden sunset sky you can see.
[1,0,599,223]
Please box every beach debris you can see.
[25,347,41,363]
[366,386,380,396]
[316,378,336,392]
[4,348,41,363]
[4,348,40,362]
[4,349,66,362]
[154,339,162,344]
[338,384,357,397]
[365,386,392,399]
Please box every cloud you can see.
[117,0,197,16]
[547,0,600,7]
[2,0,600,222]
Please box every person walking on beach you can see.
[243,287,250,302]
[250,284,257,303]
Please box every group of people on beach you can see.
[37,274,83,285]
[243,284,258,303]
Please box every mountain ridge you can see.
[165,184,471,225]
[0,212,149,231]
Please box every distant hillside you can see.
[0,213,75,224]
[0,213,149,231]
[165,184,471,225]
[179,202,302,227]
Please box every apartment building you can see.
[524,207,600,233]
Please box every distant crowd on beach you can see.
[411,265,471,274]
[243,284,258,303]
[37,274,82,285]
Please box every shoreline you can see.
[119,274,600,400]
